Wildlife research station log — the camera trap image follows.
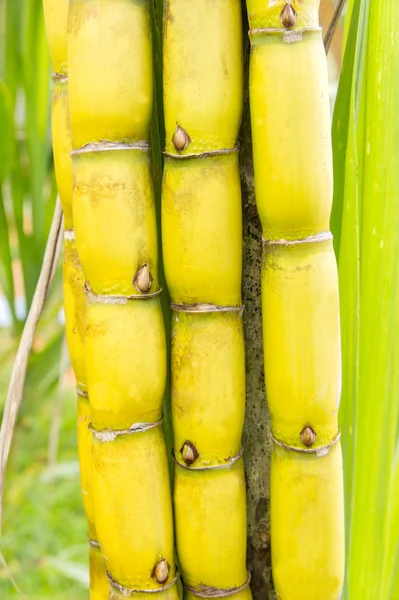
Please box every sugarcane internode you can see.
[246,0,345,598]
[43,1,109,597]
[67,0,178,596]
[162,0,251,596]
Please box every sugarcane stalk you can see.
[162,0,251,596]
[42,2,108,597]
[245,1,345,598]
[67,0,178,595]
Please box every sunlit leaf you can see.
[0,79,16,324]
[332,1,399,598]
[0,79,13,182]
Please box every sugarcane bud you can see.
[152,558,170,584]
[172,125,191,152]
[133,264,153,293]
[180,441,199,466]
[301,426,317,447]
[280,3,297,29]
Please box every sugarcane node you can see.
[280,3,297,29]
[151,558,170,584]
[180,440,199,466]
[172,124,191,152]
[300,425,317,447]
[133,263,153,293]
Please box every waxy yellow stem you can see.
[163,0,251,596]
[246,1,345,598]
[43,1,108,595]
[68,0,177,595]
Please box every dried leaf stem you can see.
[0,199,63,531]
[324,0,347,54]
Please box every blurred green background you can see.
[0,0,88,597]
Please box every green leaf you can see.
[0,188,17,325]
[149,0,174,473]
[2,0,22,108]
[0,79,14,182]
[2,0,55,312]
[21,0,52,247]
[333,1,399,597]
[0,79,17,324]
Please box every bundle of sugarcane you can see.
[245,1,345,598]
[67,0,178,597]
[162,1,251,598]
[42,2,108,597]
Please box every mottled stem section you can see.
[240,8,274,596]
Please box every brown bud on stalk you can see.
[180,441,199,466]
[172,125,191,152]
[301,426,317,447]
[152,558,170,584]
[280,3,297,29]
[133,264,153,293]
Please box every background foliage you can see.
[0,0,84,597]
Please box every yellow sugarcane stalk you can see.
[68,0,178,596]
[42,2,108,597]
[246,1,345,598]
[162,0,251,596]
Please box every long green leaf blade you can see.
[0,79,16,324]
[333,1,399,598]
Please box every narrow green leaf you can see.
[333,1,399,598]
[149,0,174,470]
[0,188,16,324]
[331,0,363,256]
[21,0,52,247]
[3,0,22,108]
[0,79,17,324]
[0,79,14,181]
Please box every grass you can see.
[0,276,90,599]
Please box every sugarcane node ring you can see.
[300,425,317,447]
[280,3,297,29]
[64,228,75,241]
[180,441,199,466]
[248,26,322,44]
[170,302,244,314]
[262,231,333,246]
[89,419,164,443]
[173,447,244,471]
[76,385,89,399]
[107,570,179,595]
[70,140,151,156]
[84,282,163,304]
[271,430,341,458]
[163,146,239,160]
[133,264,153,294]
[51,72,68,83]
[172,125,191,152]
[151,558,170,584]
[183,572,251,598]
